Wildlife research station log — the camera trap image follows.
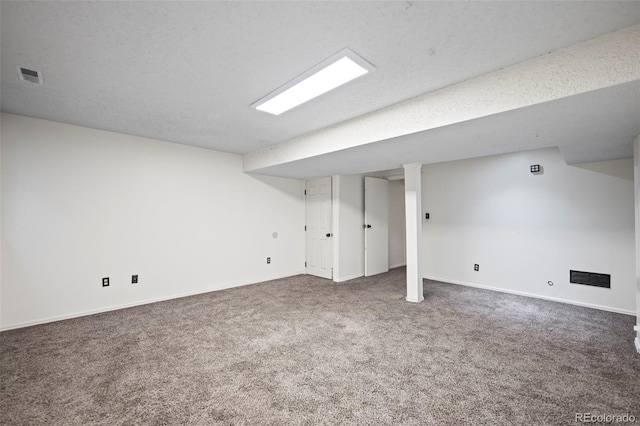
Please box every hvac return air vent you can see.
[570,270,611,289]
[17,67,42,84]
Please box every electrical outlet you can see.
[102,277,109,287]
[267,257,271,264]
[132,275,138,284]
[474,264,479,271]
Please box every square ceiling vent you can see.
[17,67,43,84]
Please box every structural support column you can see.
[634,136,640,353]
[404,163,424,303]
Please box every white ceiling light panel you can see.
[252,48,375,116]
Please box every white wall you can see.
[0,116,3,326]
[332,174,406,281]
[388,180,406,268]
[332,175,365,282]
[0,113,305,330]
[634,136,640,349]
[423,147,636,314]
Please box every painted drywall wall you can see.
[332,175,365,282]
[388,180,406,268]
[634,136,640,350]
[332,175,406,281]
[0,113,305,330]
[423,147,636,314]
[0,117,3,326]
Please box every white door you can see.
[306,177,333,279]
[365,177,389,277]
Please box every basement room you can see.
[1,1,639,425]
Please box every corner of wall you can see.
[332,174,366,282]
[1,114,306,329]
[332,175,341,282]
[634,135,640,345]
[0,114,3,329]
[422,147,636,315]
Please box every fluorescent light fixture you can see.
[252,48,374,116]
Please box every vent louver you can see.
[18,67,42,84]
[570,270,611,289]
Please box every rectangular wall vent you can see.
[17,67,43,84]
[570,270,611,288]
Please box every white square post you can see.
[404,163,424,303]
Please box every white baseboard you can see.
[0,272,303,332]
[424,275,636,316]
[336,265,405,282]
[635,337,640,354]
[334,273,364,283]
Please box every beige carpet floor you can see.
[1,268,639,425]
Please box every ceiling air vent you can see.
[17,67,43,84]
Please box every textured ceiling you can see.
[244,23,640,178]
[1,1,639,164]
[252,81,640,179]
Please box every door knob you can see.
[366,224,372,228]
[326,233,332,238]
